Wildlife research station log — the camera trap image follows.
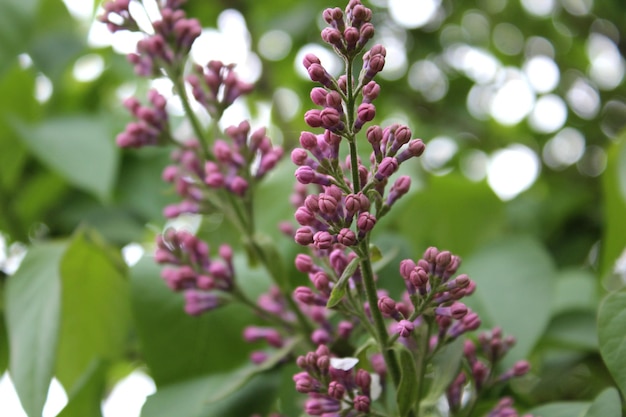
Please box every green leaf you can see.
[0,310,8,374]
[55,229,131,390]
[600,135,626,288]
[141,369,282,417]
[461,236,556,367]
[396,345,418,417]
[57,360,107,417]
[0,0,39,77]
[422,338,464,407]
[390,174,505,257]
[552,269,598,315]
[583,387,622,417]
[597,288,626,398]
[130,256,259,386]
[544,311,598,351]
[5,241,66,417]
[15,115,118,201]
[326,255,361,308]
[528,402,590,417]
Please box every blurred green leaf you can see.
[0,310,8,374]
[600,135,626,288]
[0,0,38,77]
[543,311,598,351]
[5,241,66,417]
[56,229,131,390]
[583,387,622,417]
[597,288,626,398]
[141,368,281,417]
[552,269,598,315]
[15,115,118,201]
[529,401,590,417]
[389,174,505,257]
[396,345,418,417]
[461,236,556,367]
[130,256,261,386]
[57,360,106,417]
[422,338,464,407]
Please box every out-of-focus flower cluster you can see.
[155,228,234,316]
[99,0,201,76]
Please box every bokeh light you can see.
[487,145,540,200]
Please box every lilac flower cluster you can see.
[99,0,202,76]
[155,228,234,316]
[188,61,255,118]
[117,89,170,148]
[446,328,531,416]
[294,345,375,416]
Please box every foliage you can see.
[1,0,626,416]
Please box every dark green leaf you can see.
[5,242,66,417]
[56,229,131,390]
[597,288,626,398]
[583,387,622,417]
[461,236,556,367]
[396,345,418,417]
[552,269,598,315]
[544,311,598,351]
[326,255,361,308]
[15,115,118,201]
[57,360,107,417]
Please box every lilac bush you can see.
[99,0,535,415]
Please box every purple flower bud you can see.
[375,157,399,181]
[291,148,309,166]
[322,27,343,49]
[295,206,316,226]
[338,321,354,338]
[357,212,376,233]
[362,81,380,102]
[328,381,346,400]
[311,328,331,345]
[304,109,323,128]
[243,326,283,347]
[305,397,341,415]
[228,176,248,196]
[399,259,416,280]
[308,63,334,88]
[294,286,316,304]
[295,227,314,245]
[396,319,414,338]
[386,175,411,206]
[354,102,376,131]
[320,107,343,131]
[435,302,468,320]
[293,372,316,393]
[310,87,328,106]
[337,228,357,246]
[295,166,316,184]
[353,395,370,413]
[344,26,360,49]
[378,296,399,318]
[313,231,334,250]
[184,290,221,316]
[359,22,375,47]
[303,53,321,69]
[318,194,338,214]
[355,369,371,394]
[295,254,314,273]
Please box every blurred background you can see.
[1,0,625,415]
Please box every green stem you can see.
[357,240,402,388]
[172,76,213,160]
[414,318,433,416]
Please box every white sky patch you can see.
[122,243,145,267]
[379,37,408,80]
[73,53,105,82]
[523,55,560,93]
[35,74,53,103]
[466,84,493,120]
[487,145,540,200]
[528,94,567,133]
[102,371,156,417]
[0,374,68,417]
[562,0,593,16]
[586,34,625,90]
[0,236,27,274]
[422,136,458,173]
[521,0,555,17]
[408,59,448,102]
[490,72,535,126]
[388,0,441,29]
[543,127,586,170]
[566,78,600,119]
[258,30,292,61]
[62,0,95,21]
[295,44,343,79]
